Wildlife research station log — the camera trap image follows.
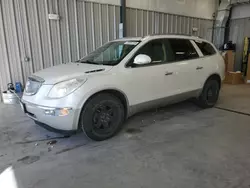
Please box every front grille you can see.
[25,76,44,95]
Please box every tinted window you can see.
[195,41,216,56]
[128,39,166,67]
[167,39,199,61]
[137,40,166,63]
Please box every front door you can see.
[121,39,178,107]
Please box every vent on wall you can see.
[176,0,186,4]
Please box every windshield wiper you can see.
[75,60,115,66]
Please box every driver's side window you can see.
[128,39,166,67]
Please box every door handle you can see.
[196,66,203,70]
[165,72,173,76]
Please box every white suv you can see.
[21,35,225,141]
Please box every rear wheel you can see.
[80,93,125,141]
[196,79,220,108]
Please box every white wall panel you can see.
[87,0,217,19]
[126,7,213,40]
[231,4,250,19]
[131,0,217,19]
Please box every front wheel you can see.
[195,79,220,108]
[79,93,125,141]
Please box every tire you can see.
[196,79,220,108]
[79,93,125,141]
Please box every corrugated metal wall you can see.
[0,0,120,92]
[229,18,250,71]
[0,0,213,92]
[126,8,213,40]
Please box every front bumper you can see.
[21,100,80,131]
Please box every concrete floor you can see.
[1,84,250,188]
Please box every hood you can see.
[33,63,113,84]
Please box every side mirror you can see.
[133,54,152,65]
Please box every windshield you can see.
[77,40,140,66]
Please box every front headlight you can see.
[48,78,87,99]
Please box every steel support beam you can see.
[120,0,126,38]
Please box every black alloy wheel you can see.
[80,93,125,141]
[196,79,220,108]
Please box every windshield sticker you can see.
[124,41,139,45]
[118,45,123,57]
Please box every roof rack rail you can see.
[143,33,201,38]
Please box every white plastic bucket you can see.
[1,91,20,104]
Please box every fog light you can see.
[44,110,55,116]
[58,108,71,116]
[44,107,72,116]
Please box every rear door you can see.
[166,38,201,94]
[192,40,219,88]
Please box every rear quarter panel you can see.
[202,53,225,87]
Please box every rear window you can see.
[167,39,199,61]
[195,41,216,56]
